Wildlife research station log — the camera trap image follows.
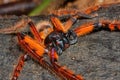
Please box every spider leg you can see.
[51,16,77,33]
[52,3,116,18]
[84,5,101,14]
[49,48,83,80]
[17,33,66,80]
[28,21,42,42]
[0,16,31,34]
[84,2,119,14]
[50,8,93,33]
[100,20,120,31]
[74,20,120,37]
[17,33,46,57]
[51,9,91,18]
[51,14,86,33]
[11,54,29,80]
[74,23,95,36]
[51,9,79,17]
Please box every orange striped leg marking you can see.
[84,3,117,14]
[51,17,67,33]
[0,17,31,34]
[29,21,42,42]
[101,20,120,31]
[84,5,101,14]
[17,33,46,57]
[11,54,28,80]
[74,23,95,37]
[51,16,77,33]
[74,21,120,37]
[51,9,79,16]
[51,9,92,18]
[17,33,66,80]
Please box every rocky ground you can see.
[0,3,120,80]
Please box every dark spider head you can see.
[44,30,77,55]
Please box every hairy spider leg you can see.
[84,5,101,14]
[74,23,95,36]
[29,21,42,42]
[51,9,79,16]
[0,17,31,34]
[74,20,120,37]
[51,9,92,18]
[84,3,119,14]
[100,20,120,31]
[49,48,83,80]
[15,33,66,80]
[18,33,46,56]
[51,5,102,18]
[51,8,93,33]
[51,16,77,33]
[12,33,44,80]
[51,3,118,21]
[11,54,28,80]
[50,16,83,80]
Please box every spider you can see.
[0,4,119,80]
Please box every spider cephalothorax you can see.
[45,30,77,55]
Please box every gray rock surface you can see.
[0,3,120,80]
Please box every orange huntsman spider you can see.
[0,4,119,80]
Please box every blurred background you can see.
[0,0,120,16]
